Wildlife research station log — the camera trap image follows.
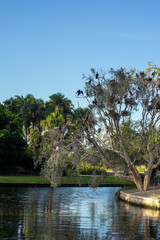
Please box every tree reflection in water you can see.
[110,200,160,240]
[0,187,160,239]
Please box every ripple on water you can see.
[0,186,160,240]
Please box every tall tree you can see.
[76,64,160,191]
[45,93,73,120]
[22,94,45,137]
[39,107,93,185]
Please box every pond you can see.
[0,187,160,240]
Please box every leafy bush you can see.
[78,162,104,175]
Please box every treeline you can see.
[0,93,86,174]
[2,64,160,191]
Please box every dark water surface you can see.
[0,187,160,240]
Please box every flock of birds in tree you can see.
[76,70,160,119]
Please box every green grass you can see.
[0,164,145,185]
[0,175,134,185]
[61,175,133,185]
[0,176,49,183]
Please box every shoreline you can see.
[118,186,160,209]
[0,182,131,187]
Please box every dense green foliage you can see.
[1,93,78,174]
[0,104,29,172]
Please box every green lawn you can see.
[0,165,145,185]
[0,175,134,185]
[0,176,49,183]
[61,175,133,185]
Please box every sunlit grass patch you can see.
[136,165,146,173]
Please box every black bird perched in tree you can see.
[76,90,83,96]
[96,72,99,79]
[152,71,156,77]
[146,77,152,82]
[88,80,92,85]
[92,98,98,105]
[140,72,145,78]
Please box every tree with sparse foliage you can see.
[76,63,160,191]
[39,106,95,186]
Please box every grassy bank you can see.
[0,176,49,183]
[61,175,132,185]
[0,175,133,185]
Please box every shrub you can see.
[78,162,103,175]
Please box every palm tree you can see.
[22,94,45,138]
[3,95,24,118]
[45,93,73,120]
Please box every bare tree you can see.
[76,64,160,191]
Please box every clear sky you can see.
[1,0,160,108]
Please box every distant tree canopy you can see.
[4,93,74,137]
[4,94,46,137]
[2,93,76,174]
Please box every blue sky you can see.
[0,0,160,108]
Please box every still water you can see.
[0,187,160,240]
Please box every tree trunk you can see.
[143,163,153,191]
[127,163,143,191]
[120,145,144,191]
[134,180,143,191]
[132,174,143,191]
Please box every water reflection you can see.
[0,187,160,239]
[117,201,160,240]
